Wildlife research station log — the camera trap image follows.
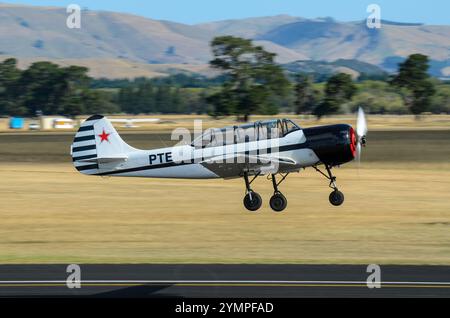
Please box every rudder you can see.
[71,115,135,175]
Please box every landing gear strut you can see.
[313,165,345,206]
[243,172,262,211]
[269,173,289,212]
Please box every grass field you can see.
[0,128,449,264]
[0,162,449,264]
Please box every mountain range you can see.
[0,3,449,79]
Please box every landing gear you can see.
[313,165,345,206]
[269,173,289,212]
[241,172,290,212]
[243,172,262,211]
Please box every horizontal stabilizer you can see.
[76,155,128,164]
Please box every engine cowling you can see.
[303,124,356,166]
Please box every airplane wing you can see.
[200,154,297,179]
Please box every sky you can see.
[3,0,450,25]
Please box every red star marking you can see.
[98,129,110,143]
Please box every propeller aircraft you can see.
[71,110,367,212]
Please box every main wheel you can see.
[243,192,262,211]
[269,192,287,212]
[329,190,344,206]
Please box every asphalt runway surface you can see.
[0,264,449,298]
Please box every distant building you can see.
[40,117,75,130]
[9,117,24,129]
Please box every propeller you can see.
[355,107,368,163]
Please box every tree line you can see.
[1,36,449,119]
[0,58,118,117]
[207,36,446,119]
[117,82,210,115]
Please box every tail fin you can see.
[71,115,135,175]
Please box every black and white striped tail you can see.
[71,115,103,175]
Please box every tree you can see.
[18,62,65,115]
[134,81,155,114]
[59,66,92,117]
[117,86,133,114]
[0,58,25,115]
[0,60,121,117]
[12,62,93,116]
[82,90,119,115]
[206,84,237,117]
[294,74,317,114]
[314,73,356,119]
[155,85,172,113]
[209,36,290,121]
[171,88,187,113]
[350,82,406,114]
[390,54,436,116]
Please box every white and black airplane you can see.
[70,111,367,212]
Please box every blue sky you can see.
[3,0,450,25]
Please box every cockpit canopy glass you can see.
[192,119,300,148]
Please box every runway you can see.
[0,264,449,297]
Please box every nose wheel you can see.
[329,190,344,206]
[314,165,345,206]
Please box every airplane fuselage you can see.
[71,116,363,211]
[72,117,356,180]
[94,129,321,179]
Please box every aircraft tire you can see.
[269,192,287,212]
[243,192,262,211]
[329,190,345,206]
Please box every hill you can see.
[283,59,388,80]
[0,4,448,78]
